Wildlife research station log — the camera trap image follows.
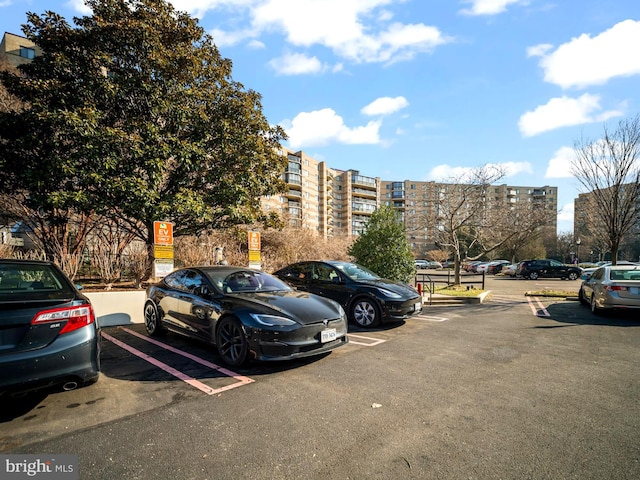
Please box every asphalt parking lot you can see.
[2,275,639,479]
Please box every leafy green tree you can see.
[348,205,415,283]
[0,0,287,276]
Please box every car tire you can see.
[568,272,579,281]
[216,317,248,366]
[590,294,601,315]
[578,288,588,305]
[528,271,539,280]
[144,302,166,336]
[350,297,381,328]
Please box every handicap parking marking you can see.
[101,327,254,395]
[526,296,551,317]
[347,333,387,346]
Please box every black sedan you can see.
[0,259,100,396]
[144,266,348,366]
[273,261,422,328]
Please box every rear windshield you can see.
[0,263,71,295]
[609,269,640,281]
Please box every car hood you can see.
[229,291,344,325]
[357,279,419,298]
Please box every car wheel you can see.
[144,302,166,336]
[528,271,539,280]
[216,317,248,366]
[351,297,381,328]
[578,288,588,305]
[568,272,579,281]
[590,294,601,315]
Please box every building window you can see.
[20,46,35,59]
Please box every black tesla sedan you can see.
[144,266,348,366]
[0,260,100,396]
[273,261,422,328]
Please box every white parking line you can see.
[102,327,254,395]
[347,334,387,346]
[527,296,551,317]
[415,315,449,322]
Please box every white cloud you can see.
[282,108,382,149]
[459,0,527,16]
[557,202,574,222]
[537,20,640,89]
[66,0,91,14]
[545,147,575,178]
[526,43,553,58]
[361,96,409,116]
[268,53,326,75]
[211,0,451,64]
[426,161,531,181]
[518,94,623,137]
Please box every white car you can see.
[581,261,640,280]
[500,263,518,277]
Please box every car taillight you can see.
[604,285,628,292]
[31,305,96,334]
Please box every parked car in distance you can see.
[578,265,640,313]
[0,259,100,396]
[144,266,348,366]
[500,263,519,277]
[415,259,430,269]
[486,260,511,275]
[580,261,640,280]
[273,261,422,328]
[516,259,582,280]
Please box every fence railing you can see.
[415,271,486,304]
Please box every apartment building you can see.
[264,148,558,254]
[0,32,40,68]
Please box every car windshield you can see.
[0,263,68,297]
[609,269,640,281]
[332,262,380,281]
[205,270,292,293]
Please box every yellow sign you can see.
[248,250,261,262]
[154,245,174,259]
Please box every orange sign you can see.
[154,221,174,245]
[248,231,261,251]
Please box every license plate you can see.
[414,302,422,312]
[320,328,337,343]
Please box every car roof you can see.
[0,259,54,266]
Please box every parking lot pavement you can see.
[2,286,640,479]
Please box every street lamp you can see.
[576,238,581,264]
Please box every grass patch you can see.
[526,290,579,298]
[433,285,485,297]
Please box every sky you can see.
[2,0,640,233]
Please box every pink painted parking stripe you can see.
[102,328,254,395]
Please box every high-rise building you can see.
[0,32,40,68]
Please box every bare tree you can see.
[572,115,640,265]
[427,165,555,284]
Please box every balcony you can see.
[351,173,376,188]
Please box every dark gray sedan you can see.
[0,260,100,396]
[144,266,348,366]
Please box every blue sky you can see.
[2,1,640,233]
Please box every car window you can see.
[182,270,205,293]
[333,262,380,281]
[221,271,292,293]
[592,268,604,280]
[550,260,563,267]
[163,270,188,291]
[281,263,311,280]
[312,264,338,282]
[0,263,67,293]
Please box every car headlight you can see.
[250,313,297,326]
[375,288,402,299]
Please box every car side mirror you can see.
[195,285,210,297]
[332,276,345,284]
